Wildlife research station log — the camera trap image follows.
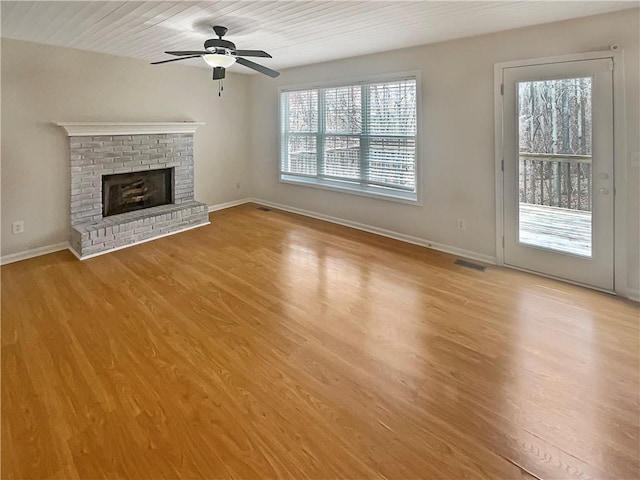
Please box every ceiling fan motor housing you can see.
[204,38,236,52]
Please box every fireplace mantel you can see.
[57,122,205,136]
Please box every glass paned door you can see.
[502,58,614,290]
[517,77,593,257]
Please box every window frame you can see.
[278,71,422,205]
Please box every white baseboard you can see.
[250,198,640,302]
[1,241,70,265]
[70,221,210,260]
[250,197,497,265]
[6,199,638,304]
[1,198,250,266]
[208,198,251,213]
[625,288,640,303]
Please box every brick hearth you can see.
[59,123,209,259]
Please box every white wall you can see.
[1,38,251,256]
[249,9,640,294]
[2,10,638,295]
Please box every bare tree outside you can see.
[324,86,361,179]
[287,90,318,132]
[518,77,592,211]
[284,90,318,175]
[368,81,416,189]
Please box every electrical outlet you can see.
[235,182,241,189]
[457,219,466,231]
[12,220,24,234]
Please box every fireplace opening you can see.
[102,168,173,217]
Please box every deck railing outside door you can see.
[519,153,592,211]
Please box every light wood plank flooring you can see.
[2,203,638,479]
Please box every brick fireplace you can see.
[58,122,209,259]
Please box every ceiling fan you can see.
[151,25,280,87]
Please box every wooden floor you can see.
[519,204,592,257]
[2,203,638,479]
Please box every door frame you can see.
[494,50,628,296]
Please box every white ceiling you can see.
[1,1,636,74]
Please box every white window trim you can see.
[278,71,422,206]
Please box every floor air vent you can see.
[257,206,271,212]
[454,259,486,271]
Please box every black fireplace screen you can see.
[102,168,173,217]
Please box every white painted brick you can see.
[84,244,106,254]
[72,147,93,154]
[71,193,94,202]
[69,132,201,256]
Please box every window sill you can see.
[279,174,420,205]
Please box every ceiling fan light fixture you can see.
[152,27,279,79]
[202,54,236,68]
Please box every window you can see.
[280,75,418,202]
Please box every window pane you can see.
[367,138,415,189]
[279,75,418,201]
[517,77,593,257]
[284,135,317,175]
[286,90,318,132]
[323,136,360,179]
[518,78,592,155]
[325,86,361,134]
[368,80,417,135]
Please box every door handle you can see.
[598,172,610,180]
[599,188,610,195]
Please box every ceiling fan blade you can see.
[233,49,272,58]
[151,55,201,65]
[165,51,209,56]
[235,57,280,78]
